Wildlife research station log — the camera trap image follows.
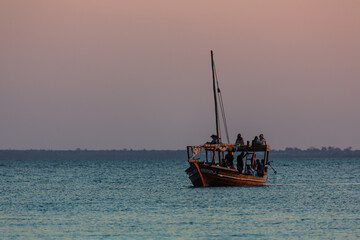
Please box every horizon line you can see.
[0,146,358,151]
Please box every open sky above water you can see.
[1,1,360,150]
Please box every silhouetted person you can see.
[256,159,264,177]
[235,133,244,145]
[237,151,248,173]
[225,151,235,169]
[208,134,218,144]
[252,136,259,148]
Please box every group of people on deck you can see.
[220,133,267,176]
[207,133,267,176]
[235,133,267,147]
[235,133,267,176]
[222,150,265,176]
[209,133,266,146]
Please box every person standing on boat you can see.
[236,151,248,174]
[225,151,235,169]
[256,159,264,177]
[258,134,267,145]
[235,134,244,145]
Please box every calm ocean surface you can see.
[1,156,359,239]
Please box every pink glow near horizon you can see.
[1,0,360,150]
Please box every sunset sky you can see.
[1,0,360,150]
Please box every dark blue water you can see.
[1,157,359,239]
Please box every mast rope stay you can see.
[213,60,230,144]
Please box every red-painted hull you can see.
[186,163,267,187]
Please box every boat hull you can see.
[186,163,267,187]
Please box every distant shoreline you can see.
[1,147,360,160]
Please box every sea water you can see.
[1,156,359,239]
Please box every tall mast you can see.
[211,50,220,142]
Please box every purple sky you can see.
[1,0,360,150]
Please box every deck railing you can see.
[187,143,270,163]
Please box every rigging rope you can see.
[213,61,230,144]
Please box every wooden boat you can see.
[185,51,271,187]
[186,143,270,187]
